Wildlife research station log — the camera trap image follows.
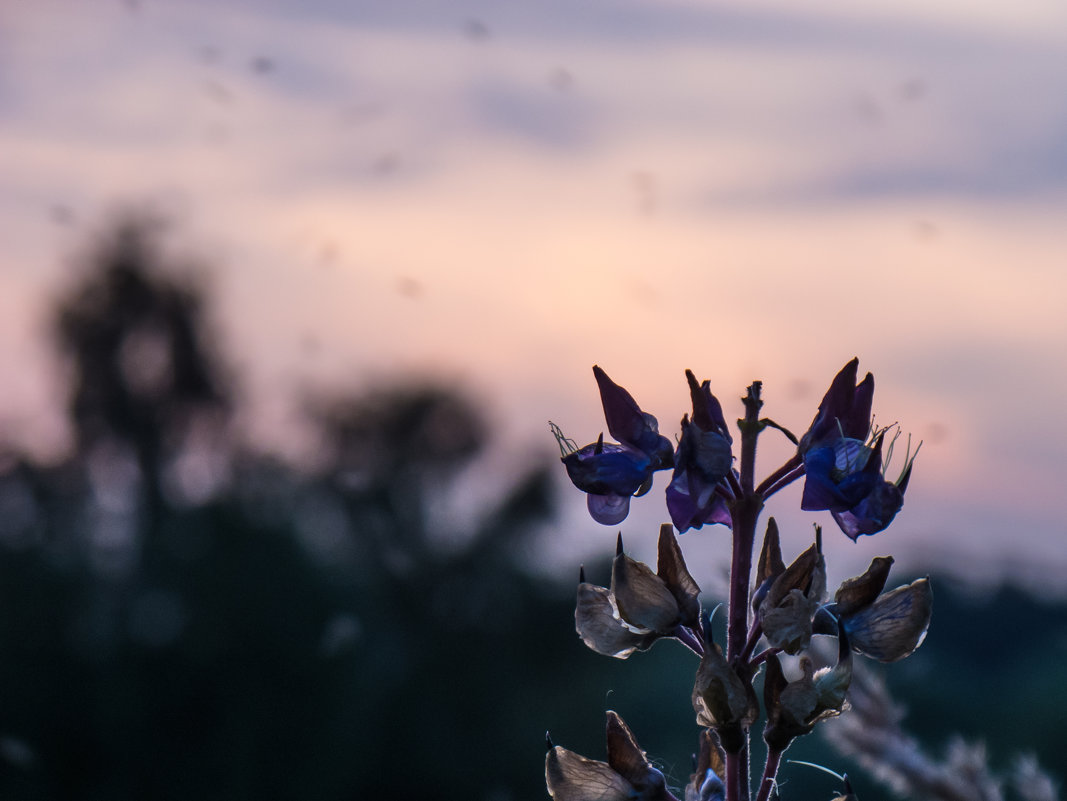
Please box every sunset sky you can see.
[3,0,1066,590]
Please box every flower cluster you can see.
[546,360,931,801]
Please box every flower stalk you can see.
[547,361,929,801]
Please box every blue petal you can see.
[563,442,651,496]
[801,439,881,512]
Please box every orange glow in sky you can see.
[2,0,1066,587]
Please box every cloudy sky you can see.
[2,0,1066,589]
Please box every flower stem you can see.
[725,382,766,801]
[754,454,804,498]
[754,749,783,801]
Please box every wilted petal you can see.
[813,630,853,714]
[843,578,932,662]
[546,746,634,801]
[575,582,657,658]
[692,641,756,733]
[759,544,826,654]
[763,653,812,751]
[760,589,820,655]
[605,711,673,801]
[656,523,701,629]
[612,552,680,633]
[764,638,851,751]
[755,518,786,589]
[762,544,822,608]
[686,729,727,801]
[588,493,632,525]
[835,556,894,617]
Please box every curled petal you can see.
[843,578,932,662]
[546,747,634,801]
[685,370,731,442]
[656,523,702,629]
[831,480,905,540]
[575,582,657,658]
[588,493,632,525]
[605,712,672,800]
[835,556,894,617]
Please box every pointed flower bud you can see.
[546,711,678,801]
[575,526,702,658]
[685,729,727,801]
[691,633,758,753]
[757,536,827,655]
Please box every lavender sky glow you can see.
[2,0,1066,591]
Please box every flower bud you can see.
[546,711,674,801]
[758,538,826,654]
[691,635,758,752]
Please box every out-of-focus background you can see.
[1,1,1065,799]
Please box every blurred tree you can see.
[0,216,1061,801]
[0,216,580,801]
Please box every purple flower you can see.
[802,431,915,539]
[666,370,734,533]
[553,366,674,525]
[800,360,916,539]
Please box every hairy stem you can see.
[754,749,783,801]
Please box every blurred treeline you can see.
[0,219,1062,800]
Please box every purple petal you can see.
[686,370,731,441]
[593,365,649,448]
[588,493,632,525]
[801,358,876,452]
[666,470,732,533]
[844,372,875,439]
[832,481,905,540]
[593,365,674,470]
